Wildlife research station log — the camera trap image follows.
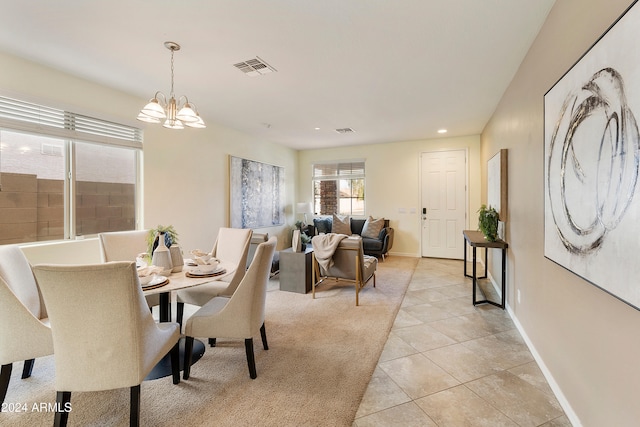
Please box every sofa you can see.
[310,215,394,260]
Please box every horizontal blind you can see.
[313,161,365,180]
[0,96,142,149]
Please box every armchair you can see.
[311,235,377,306]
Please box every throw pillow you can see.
[361,216,384,239]
[332,214,351,235]
[313,217,332,234]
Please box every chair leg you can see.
[208,338,217,347]
[260,323,269,350]
[176,302,185,328]
[245,338,257,379]
[54,391,71,427]
[129,385,140,427]
[170,342,180,385]
[1,364,12,406]
[183,336,194,380]
[22,359,35,379]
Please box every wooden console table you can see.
[463,230,508,309]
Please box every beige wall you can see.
[297,135,481,257]
[482,0,640,425]
[0,51,297,262]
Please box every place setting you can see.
[136,261,170,290]
[185,250,226,278]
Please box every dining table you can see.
[142,260,237,380]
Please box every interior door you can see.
[421,150,467,259]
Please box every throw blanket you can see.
[312,233,348,271]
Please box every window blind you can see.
[312,161,365,180]
[0,96,143,149]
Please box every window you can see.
[0,96,142,245]
[312,161,365,216]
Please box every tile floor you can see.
[353,257,571,427]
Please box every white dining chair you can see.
[32,261,181,427]
[99,230,161,313]
[0,245,54,406]
[183,236,277,380]
[176,227,253,325]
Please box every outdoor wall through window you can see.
[312,161,365,216]
[0,96,142,245]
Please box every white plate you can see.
[141,275,167,287]
[189,266,224,276]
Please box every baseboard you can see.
[484,270,582,426]
[387,251,420,258]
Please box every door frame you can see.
[419,148,470,259]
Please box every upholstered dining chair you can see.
[176,227,253,326]
[32,261,181,427]
[183,236,277,380]
[0,245,54,406]
[99,229,161,313]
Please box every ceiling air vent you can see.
[233,57,277,77]
[335,128,355,134]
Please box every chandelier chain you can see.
[170,49,175,98]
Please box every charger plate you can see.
[141,276,169,290]
[186,268,226,278]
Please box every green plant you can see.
[146,225,179,260]
[478,204,499,241]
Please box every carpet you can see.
[1,256,417,427]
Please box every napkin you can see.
[137,265,165,277]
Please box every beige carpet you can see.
[2,256,417,427]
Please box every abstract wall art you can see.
[230,156,285,229]
[544,0,640,310]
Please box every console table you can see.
[279,246,313,293]
[463,230,508,309]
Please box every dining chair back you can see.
[183,236,277,380]
[98,229,149,263]
[32,261,180,427]
[0,245,53,405]
[176,227,253,325]
[99,229,160,312]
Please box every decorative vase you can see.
[151,232,173,274]
[292,230,302,252]
[169,244,184,273]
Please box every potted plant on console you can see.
[478,204,500,242]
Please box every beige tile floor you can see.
[354,257,571,427]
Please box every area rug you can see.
[2,256,417,427]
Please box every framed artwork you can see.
[230,156,285,229]
[544,0,640,310]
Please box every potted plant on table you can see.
[477,204,500,242]
[146,225,179,260]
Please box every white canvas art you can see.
[230,156,285,229]
[544,1,640,310]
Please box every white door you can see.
[421,150,467,259]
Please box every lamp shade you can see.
[141,99,166,119]
[297,202,312,214]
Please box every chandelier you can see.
[137,41,206,129]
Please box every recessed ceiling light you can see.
[438,129,447,134]
[314,127,320,130]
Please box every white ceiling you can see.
[0,0,555,150]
